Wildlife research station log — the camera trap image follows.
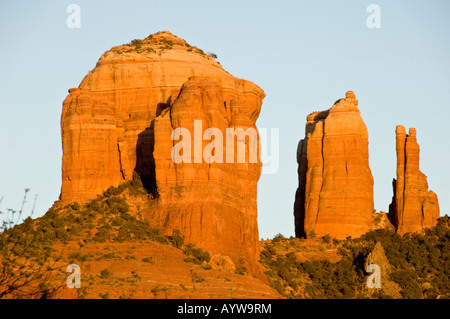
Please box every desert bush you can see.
[169,229,184,249]
[130,39,143,50]
[104,186,123,197]
[235,266,247,275]
[142,257,154,263]
[321,234,332,244]
[191,272,205,283]
[183,243,211,264]
[272,233,286,244]
[100,269,111,279]
[390,270,422,299]
[207,52,218,59]
[93,225,112,243]
[0,223,65,298]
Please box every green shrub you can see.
[390,270,423,299]
[99,292,110,299]
[130,39,143,50]
[142,257,154,263]
[183,244,211,264]
[235,266,247,275]
[100,269,111,279]
[321,234,332,244]
[68,252,93,262]
[104,186,123,197]
[93,225,112,243]
[169,229,184,249]
[207,52,218,59]
[272,233,286,243]
[260,243,276,262]
[191,272,205,283]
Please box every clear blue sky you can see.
[1,0,449,238]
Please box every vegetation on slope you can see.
[260,217,450,299]
[2,171,448,299]
[110,32,219,60]
[0,172,211,298]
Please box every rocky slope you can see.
[57,241,279,299]
[0,181,280,299]
[364,242,402,298]
[294,91,374,239]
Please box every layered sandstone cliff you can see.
[294,91,374,239]
[61,31,264,203]
[150,77,262,273]
[60,31,265,273]
[388,126,440,234]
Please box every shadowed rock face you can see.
[294,91,374,239]
[60,31,265,274]
[388,126,440,234]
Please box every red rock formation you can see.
[151,77,262,273]
[60,31,265,274]
[294,91,374,239]
[60,31,264,204]
[388,126,440,234]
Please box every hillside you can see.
[260,219,450,299]
[1,174,448,299]
[0,174,278,299]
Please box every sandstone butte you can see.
[388,125,440,235]
[59,31,265,274]
[294,91,374,239]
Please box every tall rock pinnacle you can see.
[294,91,374,239]
[388,125,440,234]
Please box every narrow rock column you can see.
[389,126,440,234]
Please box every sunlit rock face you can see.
[60,31,265,275]
[294,91,374,239]
[388,126,440,235]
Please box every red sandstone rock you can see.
[389,126,440,234]
[294,91,374,239]
[60,32,265,274]
[60,31,264,204]
[150,77,262,274]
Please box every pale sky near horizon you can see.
[1,0,449,239]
